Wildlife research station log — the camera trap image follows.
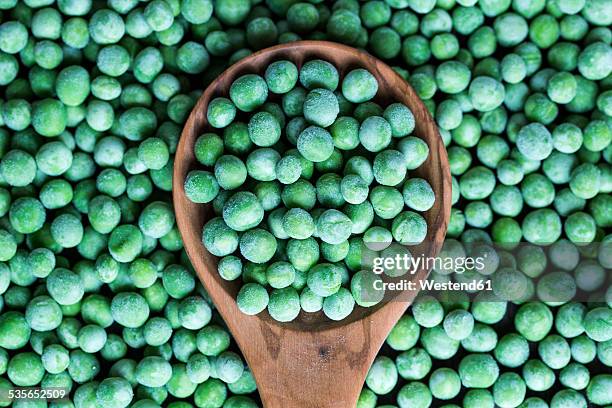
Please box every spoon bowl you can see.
[173,41,451,408]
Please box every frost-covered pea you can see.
[229,74,268,113]
[96,377,133,408]
[303,88,339,128]
[428,368,461,400]
[316,209,353,245]
[522,359,555,392]
[0,149,36,187]
[175,42,209,76]
[459,166,496,200]
[443,309,474,341]
[459,354,499,389]
[372,150,406,187]
[246,148,281,181]
[282,208,314,240]
[494,333,530,368]
[296,126,334,162]
[395,347,432,383]
[468,76,505,112]
[55,65,90,107]
[108,224,143,263]
[365,356,398,395]
[111,292,150,329]
[330,116,359,151]
[547,72,577,104]
[214,155,247,190]
[248,111,281,147]
[514,302,553,342]
[569,163,601,199]
[264,60,298,94]
[340,175,368,205]
[299,59,339,91]
[516,123,553,160]
[359,116,392,152]
[25,295,62,332]
[522,209,562,244]
[323,287,355,320]
[493,372,526,408]
[239,228,276,263]
[583,120,611,152]
[265,287,299,322]
[583,307,612,342]
[578,41,612,80]
[221,192,264,232]
[341,69,378,104]
[275,155,302,185]
[306,263,342,297]
[7,352,44,386]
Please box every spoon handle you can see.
[235,303,410,408]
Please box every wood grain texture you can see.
[173,41,451,408]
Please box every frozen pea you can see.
[236,283,268,316]
[299,59,339,91]
[246,148,281,181]
[515,302,553,342]
[366,356,398,395]
[323,287,355,320]
[96,377,133,408]
[248,111,280,147]
[373,150,406,186]
[583,307,612,342]
[522,209,562,244]
[577,41,612,80]
[468,76,505,112]
[494,333,530,368]
[547,72,577,104]
[522,359,555,392]
[517,123,553,160]
[282,208,314,240]
[217,256,242,280]
[297,126,334,163]
[111,292,149,328]
[303,88,339,128]
[493,372,526,408]
[443,309,474,341]
[222,192,264,232]
[387,316,420,351]
[340,175,368,204]
[429,368,461,400]
[359,116,392,152]
[8,352,44,387]
[397,381,431,408]
[402,178,435,211]
[459,354,499,389]
[239,228,277,263]
[264,262,295,289]
[342,69,378,103]
[47,267,84,306]
[176,42,209,75]
[25,295,62,332]
[214,155,247,190]
[316,209,353,245]
[267,287,300,322]
[229,74,268,112]
[264,60,298,94]
[330,116,359,151]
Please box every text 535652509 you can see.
[0,387,69,402]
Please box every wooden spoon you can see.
[173,41,451,408]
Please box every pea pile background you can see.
[0,0,610,408]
